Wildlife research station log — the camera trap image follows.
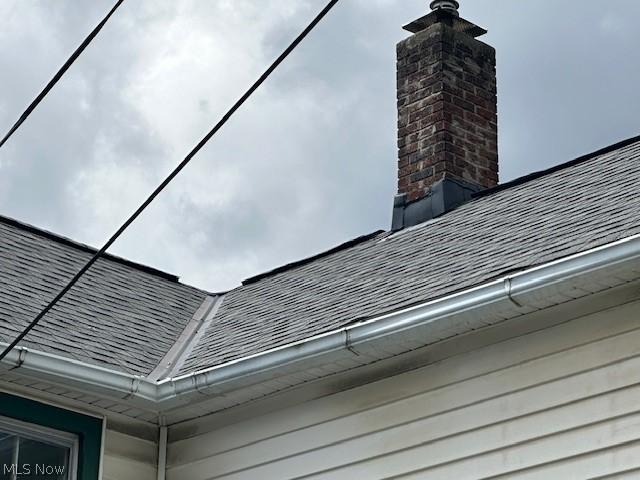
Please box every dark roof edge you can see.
[474,133,640,199]
[242,230,385,286]
[0,214,180,282]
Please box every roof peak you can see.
[0,214,182,282]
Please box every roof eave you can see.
[3,233,640,418]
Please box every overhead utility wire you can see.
[0,0,341,362]
[0,0,125,150]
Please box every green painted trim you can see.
[0,393,102,480]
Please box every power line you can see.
[0,0,125,150]
[0,0,341,362]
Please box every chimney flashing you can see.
[392,177,482,231]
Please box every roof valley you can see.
[147,294,224,382]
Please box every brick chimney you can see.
[392,1,498,230]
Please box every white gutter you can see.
[0,345,156,407]
[3,233,640,410]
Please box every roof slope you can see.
[0,218,209,375]
[1,137,639,379]
[178,137,640,374]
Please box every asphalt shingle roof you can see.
[177,137,640,374]
[0,219,209,375]
[1,137,639,378]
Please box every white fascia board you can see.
[3,233,640,411]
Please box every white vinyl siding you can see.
[166,298,640,479]
[102,429,156,480]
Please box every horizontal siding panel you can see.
[490,442,640,480]
[168,349,640,479]
[104,429,157,465]
[390,416,640,480]
[103,428,157,480]
[103,456,157,480]
[167,300,640,480]
[183,383,640,480]
[590,466,640,480]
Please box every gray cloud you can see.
[0,0,638,291]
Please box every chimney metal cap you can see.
[404,0,486,37]
[430,0,460,15]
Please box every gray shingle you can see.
[178,138,640,374]
[0,219,209,376]
[2,138,640,379]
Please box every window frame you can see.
[0,393,102,480]
[0,415,79,479]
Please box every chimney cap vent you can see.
[403,6,486,37]
[430,0,460,15]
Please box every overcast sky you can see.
[0,0,638,292]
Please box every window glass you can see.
[0,418,76,480]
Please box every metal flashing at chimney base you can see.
[392,177,482,230]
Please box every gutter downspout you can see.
[156,423,167,480]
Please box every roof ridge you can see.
[0,213,182,283]
[474,133,640,199]
[242,230,386,286]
